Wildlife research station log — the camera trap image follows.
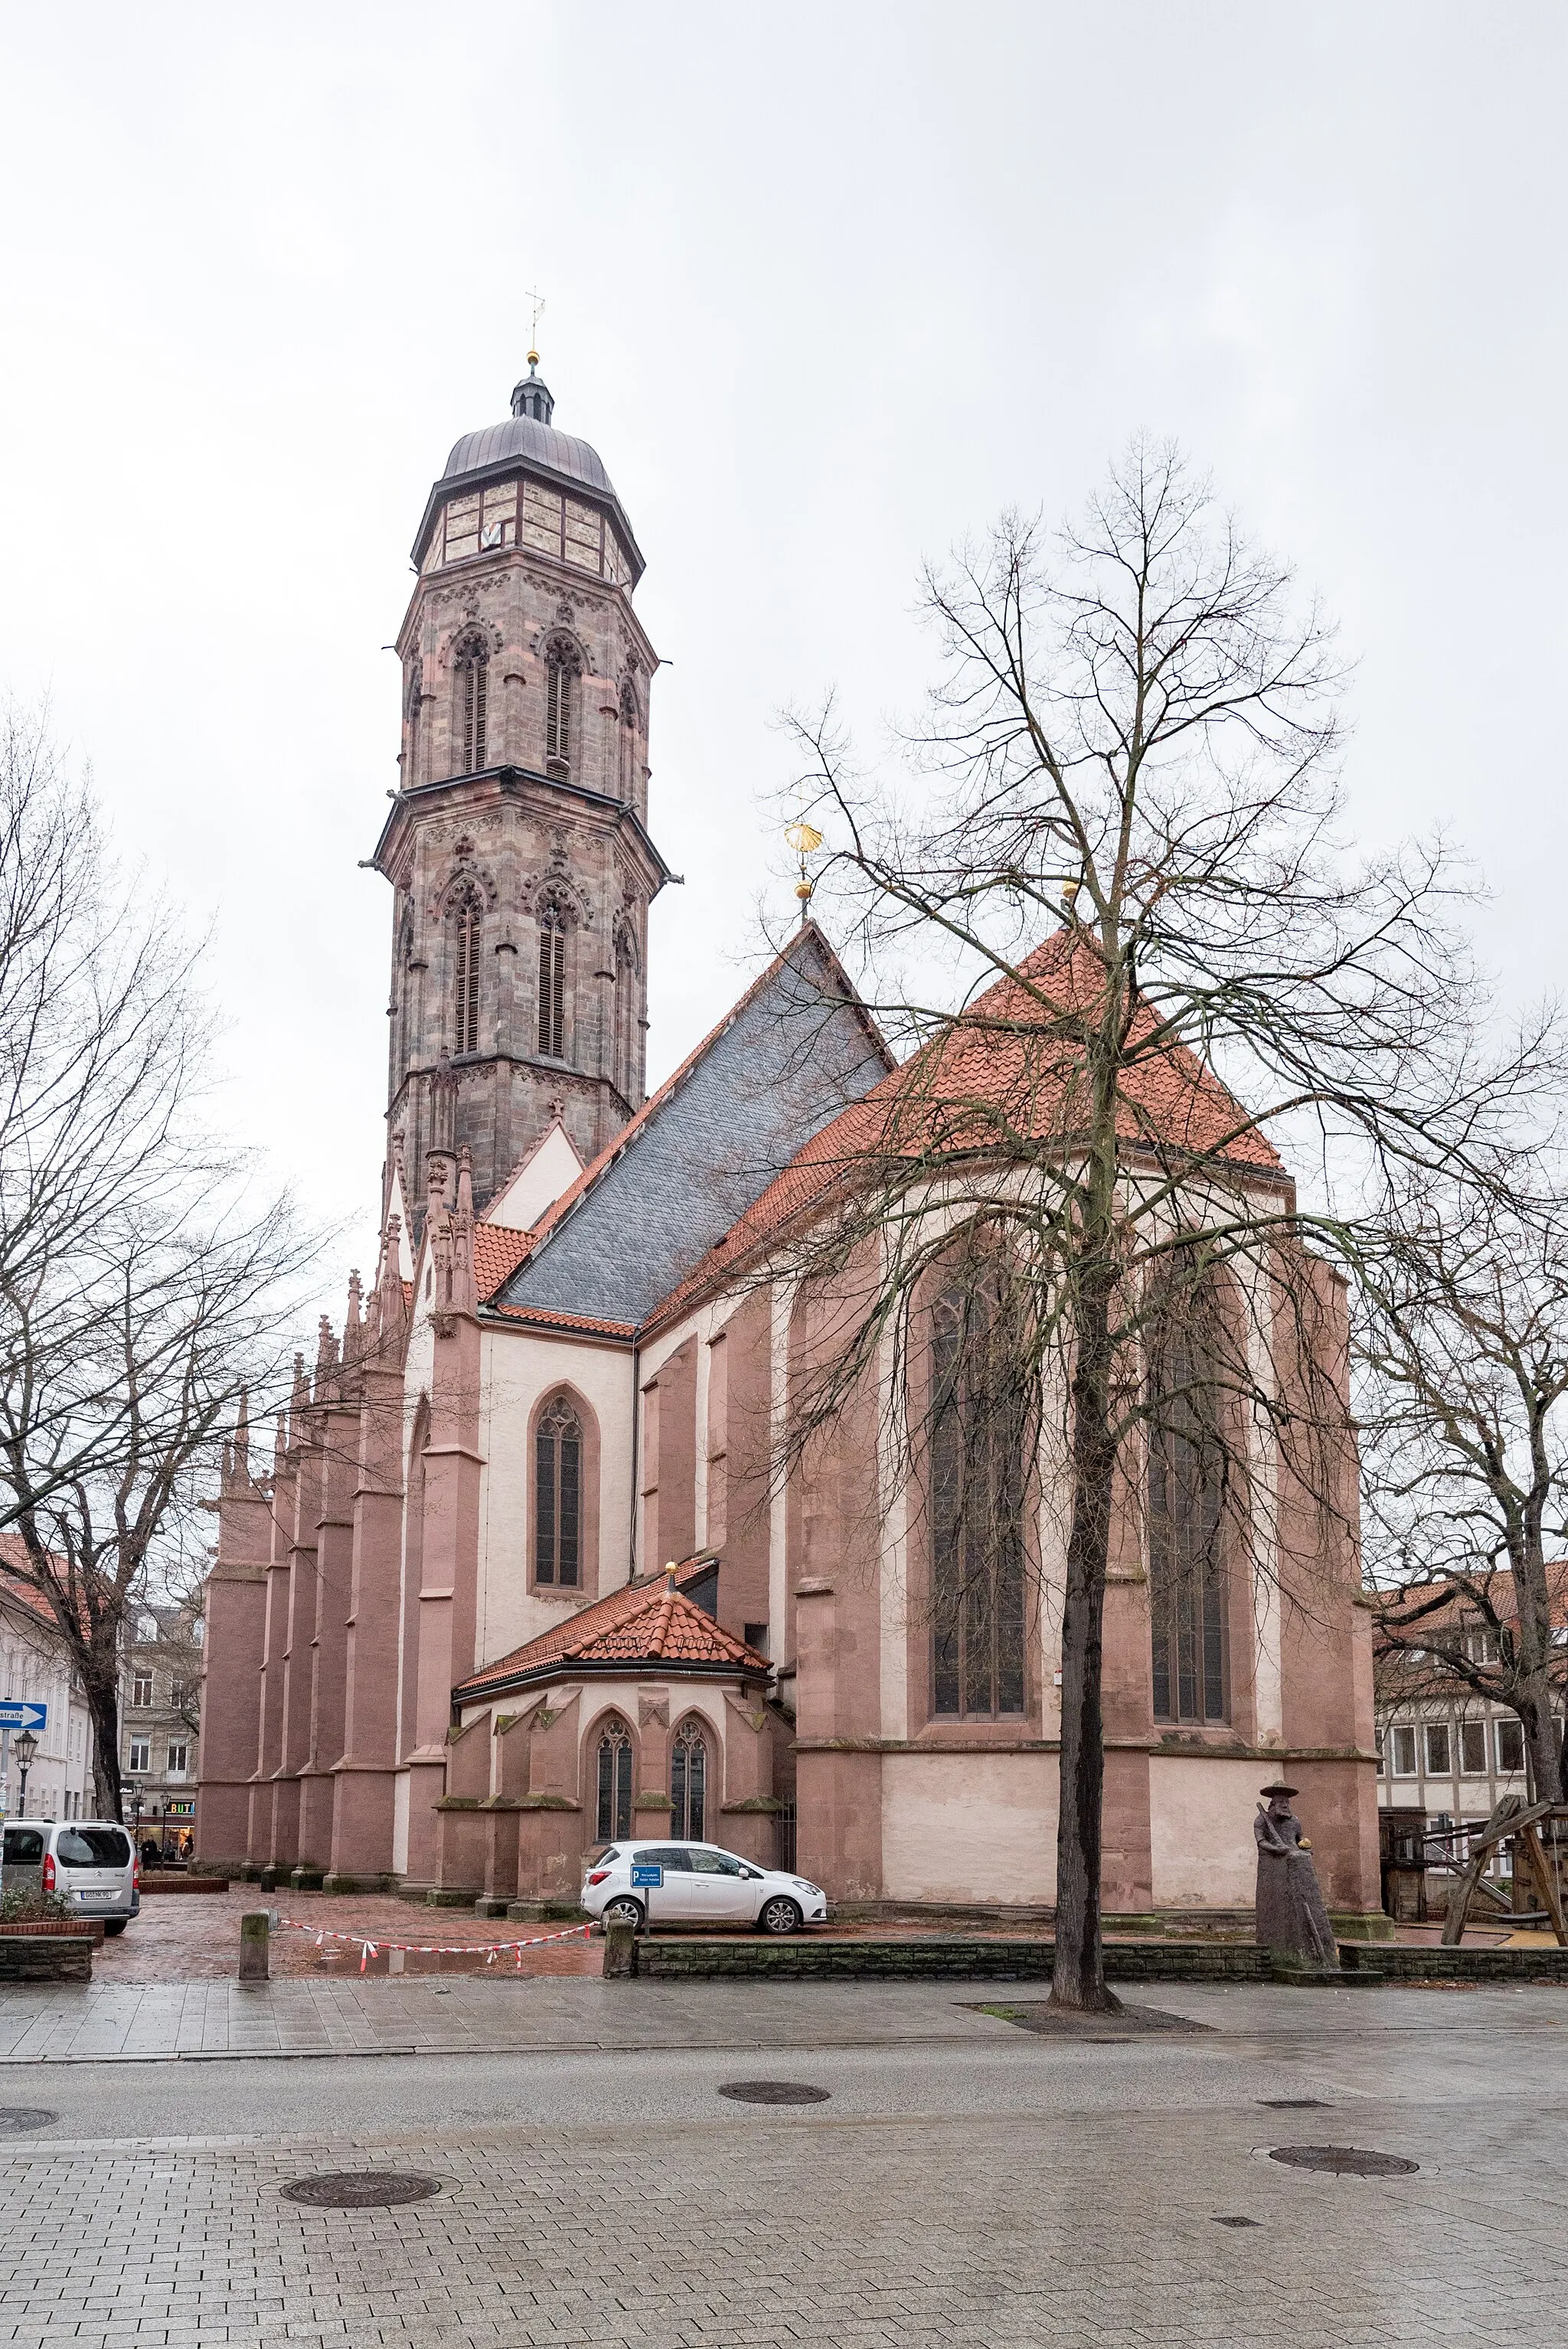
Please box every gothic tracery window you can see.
[537,901,567,1058]
[596,1719,632,1843]
[453,633,488,774]
[544,639,579,776]
[929,1275,1027,1718]
[670,1717,708,1841]
[1148,1319,1229,1723]
[534,1392,582,1587]
[451,886,482,1057]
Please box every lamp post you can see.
[128,1781,144,1844]
[12,1728,38,1817]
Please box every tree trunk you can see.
[1050,1262,1121,2011]
[83,1656,124,1823]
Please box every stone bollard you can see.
[602,1921,638,1980]
[239,1910,270,1984]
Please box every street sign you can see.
[0,1702,45,1733]
[630,1864,662,1888]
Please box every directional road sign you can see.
[0,1702,46,1733]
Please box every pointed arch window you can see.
[537,902,567,1059]
[451,886,482,1057]
[929,1273,1027,1719]
[454,634,488,774]
[534,1392,582,1587]
[596,1719,632,1843]
[618,680,639,802]
[405,666,423,789]
[1148,1319,1229,1724]
[670,1717,708,1841]
[544,639,579,776]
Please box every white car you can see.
[582,1840,828,1934]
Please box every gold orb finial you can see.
[785,819,825,924]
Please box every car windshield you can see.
[2,1828,44,1866]
[56,1828,131,1868]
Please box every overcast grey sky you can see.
[1,5,1563,1273]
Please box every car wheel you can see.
[758,1896,802,1936]
[601,1897,645,1931]
[103,1920,128,1936]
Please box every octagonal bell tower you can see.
[371,358,670,1217]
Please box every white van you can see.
[2,1820,139,1933]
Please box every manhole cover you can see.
[1213,2215,1262,2227]
[280,2172,443,2207]
[1269,2145,1418,2177]
[1259,2098,1328,2109]
[717,2080,830,2105]
[0,2108,57,2135]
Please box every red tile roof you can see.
[452,1558,768,1702]
[0,1533,82,1635]
[472,1222,536,1302]
[487,1302,635,1339]
[648,929,1284,1331]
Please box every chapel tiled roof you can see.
[452,1558,769,1703]
[472,1221,536,1302]
[646,929,1285,1331]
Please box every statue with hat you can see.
[1253,1783,1338,1968]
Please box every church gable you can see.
[494,926,891,1328]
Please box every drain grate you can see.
[1259,2098,1328,2109]
[717,2080,831,2106]
[1213,2215,1263,2228]
[281,2172,443,2207]
[0,2109,57,2135]
[1269,2145,1418,2177]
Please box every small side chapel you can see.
[196,364,1383,1925]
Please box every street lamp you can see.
[128,1781,144,1841]
[12,1728,38,1816]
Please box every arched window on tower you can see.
[534,1392,583,1587]
[450,886,482,1057]
[544,639,580,776]
[537,901,567,1059]
[618,680,639,802]
[596,1718,633,1843]
[670,1717,708,1841]
[453,633,489,774]
[929,1270,1027,1719]
[405,665,423,790]
[1148,1312,1230,1724]
[612,921,637,1102]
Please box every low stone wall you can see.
[138,1874,230,1895]
[631,1935,1568,1985]
[0,1935,92,1982]
[1340,1942,1568,1984]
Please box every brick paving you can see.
[103,1893,602,1984]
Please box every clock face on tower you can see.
[372,371,666,1220]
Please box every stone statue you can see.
[1253,1782,1338,1968]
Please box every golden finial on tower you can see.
[785,818,824,916]
[524,286,546,370]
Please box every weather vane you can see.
[524,287,546,367]
[784,816,824,918]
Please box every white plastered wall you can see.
[1148,1754,1259,1906]
[881,1751,1060,1903]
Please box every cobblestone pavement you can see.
[100,1893,603,1983]
[0,1985,1563,2344]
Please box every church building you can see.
[195,364,1383,1926]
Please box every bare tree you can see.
[0,706,316,1817]
[1357,1172,1568,1804]
[760,443,1539,2007]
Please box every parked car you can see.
[2,1821,139,1933]
[581,1839,828,1934]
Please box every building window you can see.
[1496,1717,1525,1774]
[1390,1723,1417,1776]
[166,1741,188,1779]
[537,904,567,1059]
[670,1719,708,1841]
[1148,1322,1229,1725]
[596,1720,632,1843]
[618,680,639,800]
[1465,1623,1500,1665]
[405,665,423,789]
[544,640,578,775]
[929,1277,1027,1719]
[127,1738,151,1774]
[1459,1720,1488,1775]
[454,635,488,773]
[452,887,482,1057]
[130,1674,152,1709]
[1424,1721,1451,1776]
[534,1393,582,1587]
[1375,1730,1385,1773]
[170,1683,187,1713]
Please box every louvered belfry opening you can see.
[537,903,566,1058]
[455,635,488,773]
[534,1392,582,1586]
[544,639,577,775]
[452,889,482,1057]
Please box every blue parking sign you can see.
[630,1864,662,1888]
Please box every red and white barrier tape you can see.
[273,1916,593,1973]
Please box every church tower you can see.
[371,358,669,1216]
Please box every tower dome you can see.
[411,362,640,581]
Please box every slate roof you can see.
[452,1559,768,1703]
[647,929,1285,1332]
[489,925,893,1328]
